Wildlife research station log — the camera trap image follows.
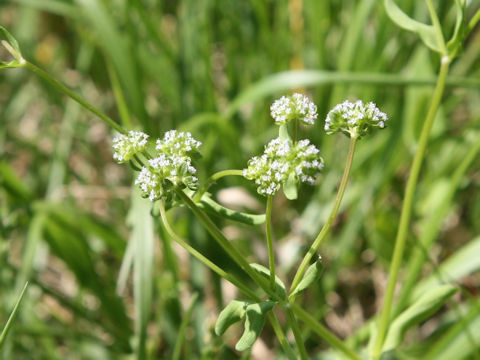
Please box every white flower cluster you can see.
[133,130,201,202]
[325,100,388,138]
[243,137,324,196]
[112,130,149,163]
[270,93,318,125]
[155,130,201,156]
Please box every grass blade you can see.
[0,282,29,349]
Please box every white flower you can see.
[244,137,323,196]
[135,130,201,201]
[155,130,201,157]
[325,100,388,138]
[270,93,318,126]
[112,130,149,163]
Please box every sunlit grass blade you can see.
[128,188,155,360]
[0,282,29,349]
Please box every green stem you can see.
[175,189,273,296]
[425,0,447,55]
[23,62,125,134]
[371,56,451,360]
[285,306,308,360]
[291,304,362,360]
[158,201,257,300]
[159,201,296,358]
[468,8,480,34]
[290,136,357,294]
[267,313,298,360]
[193,169,244,202]
[265,195,276,291]
[172,293,198,360]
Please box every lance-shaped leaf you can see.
[383,284,457,351]
[290,258,324,298]
[0,26,24,68]
[215,300,249,336]
[235,301,276,351]
[250,263,287,300]
[384,0,441,53]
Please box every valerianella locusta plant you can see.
[243,137,324,196]
[112,130,149,163]
[325,100,388,138]
[270,92,318,125]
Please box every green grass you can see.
[1,1,479,359]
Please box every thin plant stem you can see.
[425,0,447,55]
[467,9,480,34]
[285,306,308,360]
[175,189,273,296]
[158,201,257,300]
[172,293,198,360]
[291,303,362,360]
[265,195,276,291]
[267,313,298,360]
[159,201,297,358]
[290,136,357,294]
[193,169,244,201]
[23,62,126,134]
[371,55,451,360]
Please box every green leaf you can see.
[215,299,249,336]
[0,26,24,68]
[250,263,287,300]
[283,172,298,200]
[384,0,441,53]
[0,282,29,349]
[290,258,324,298]
[383,284,457,351]
[198,194,266,225]
[412,236,480,301]
[128,188,155,360]
[235,301,276,351]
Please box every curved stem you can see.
[159,201,259,300]
[193,169,244,202]
[285,306,308,360]
[265,195,276,291]
[175,189,275,297]
[291,304,362,360]
[467,8,480,35]
[23,61,126,134]
[290,136,357,294]
[425,0,447,55]
[159,201,296,358]
[371,56,451,360]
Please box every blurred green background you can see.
[1,1,479,359]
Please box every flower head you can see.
[325,100,388,138]
[270,93,318,126]
[134,130,201,202]
[155,130,201,157]
[112,130,149,163]
[243,138,324,196]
